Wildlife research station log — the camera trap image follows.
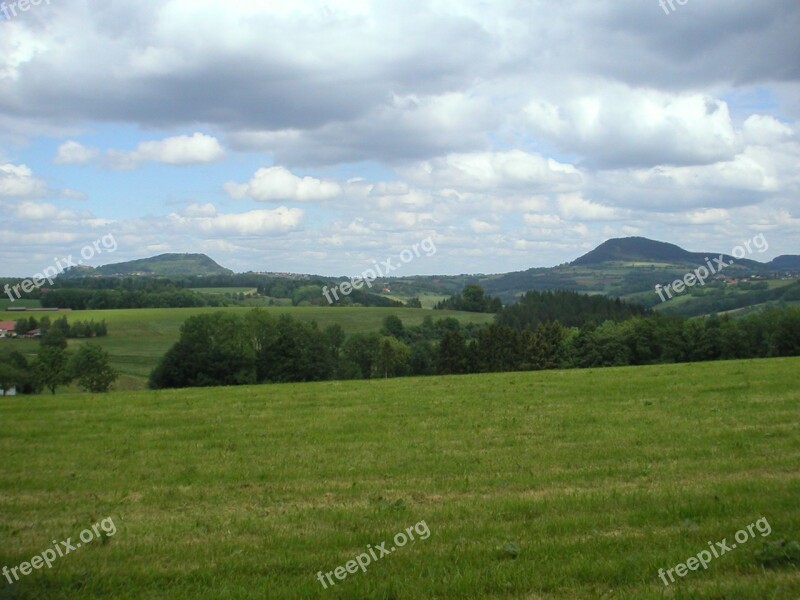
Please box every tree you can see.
[292,285,325,306]
[381,315,405,338]
[0,362,25,395]
[14,317,37,336]
[261,316,334,382]
[342,333,382,379]
[150,312,256,389]
[408,341,434,375]
[434,285,500,313]
[475,324,521,372]
[375,337,411,378]
[70,343,118,393]
[34,331,72,394]
[0,350,40,394]
[522,321,565,370]
[436,330,470,374]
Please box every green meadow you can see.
[0,307,494,389]
[0,358,798,599]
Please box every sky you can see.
[1,0,799,278]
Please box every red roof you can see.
[0,321,16,331]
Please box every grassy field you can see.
[0,306,493,389]
[0,358,798,599]
[0,299,41,310]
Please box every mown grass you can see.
[0,306,493,388]
[0,358,798,599]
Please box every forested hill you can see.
[570,237,761,268]
[62,253,233,278]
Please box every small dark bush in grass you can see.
[500,542,521,559]
[755,539,800,568]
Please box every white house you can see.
[0,387,17,396]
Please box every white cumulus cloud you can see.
[225,166,342,202]
[0,164,47,198]
[109,133,226,168]
[400,150,583,192]
[167,206,304,235]
[55,141,99,165]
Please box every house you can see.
[0,387,17,396]
[0,321,16,338]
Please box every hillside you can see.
[65,253,234,278]
[40,237,800,317]
[571,236,698,265]
[1,358,798,599]
[769,255,800,270]
[385,237,799,315]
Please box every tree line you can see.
[147,290,800,390]
[0,329,118,395]
[13,315,108,338]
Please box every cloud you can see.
[166,205,304,235]
[685,208,731,225]
[525,87,740,169]
[592,139,800,210]
[469,218,500,233]
[0,164,47,198]
[225,166,342,202]
[228,92,496,166]
[557,193,625,221]
[182,202,217,217]
[400,150,583,192]
[1,1,799,275]
[522,212,590,240]
[742,115,795,146]
[55,140,99,165]
[108,133,225,168]
[11,200,77,220]
[59,188,88,200]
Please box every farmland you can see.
[1,306,494,389]
[0,358,798,599]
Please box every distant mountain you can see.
[63,253,233,278]
[768,255,800,270]
[571,237,696,265]
[570,236,761,268]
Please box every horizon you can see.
[4,234,795,280]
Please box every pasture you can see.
[0,358,798,598]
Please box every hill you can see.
[571,236,697,265]
[386,237,799,316]
[37,237,800,317]
[570,236,762,269]
[769,255,800,270]
[63,253,233,278]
